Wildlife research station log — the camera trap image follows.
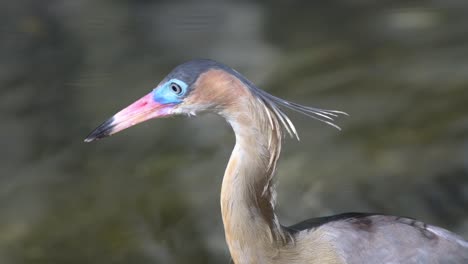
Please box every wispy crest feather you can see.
[250,87,347,140]
[227,66,346,139]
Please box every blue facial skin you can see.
[152,79,188,104]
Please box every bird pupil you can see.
[171,83,181,94]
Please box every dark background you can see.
[1,0,468,263]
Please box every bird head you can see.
[85,59,236,142]
[85,59,345,142]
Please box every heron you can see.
[85,59,468,263]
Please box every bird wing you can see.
[287,213,468,264]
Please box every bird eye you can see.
[170,83,183,95]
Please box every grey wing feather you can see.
[288,213,468,264]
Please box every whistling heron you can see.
[86,59,468,263]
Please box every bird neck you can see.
[220,95,290,262]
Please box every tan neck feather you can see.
[189,69,292,262]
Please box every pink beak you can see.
[85,92,173,142]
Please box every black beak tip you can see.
[83,136,97,143]
[84,117,115,143]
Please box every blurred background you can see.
[1,0,468,263]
